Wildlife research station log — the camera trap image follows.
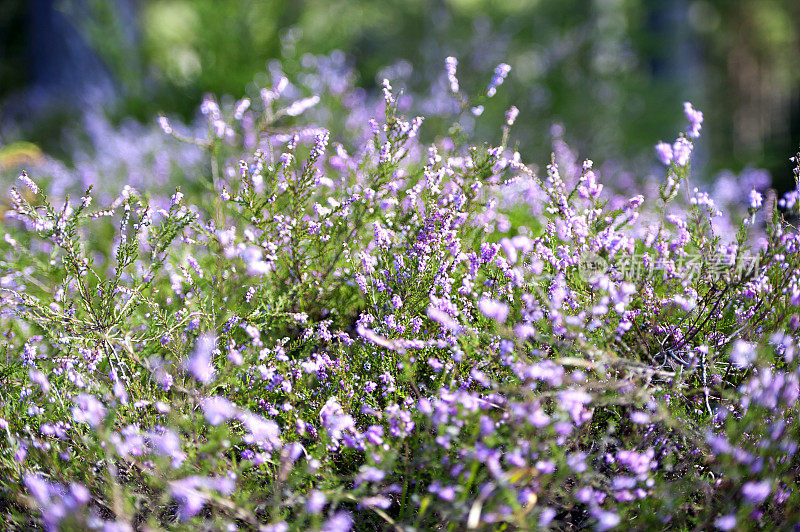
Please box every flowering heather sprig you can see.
[445,56,459,93]
[157,115,172,135]
[285,95,320,117]
[505,105,519,126]
[684,101,704,138]
[487,62,511,97]
[18,171,39,194]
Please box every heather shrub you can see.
[0,55,798,531]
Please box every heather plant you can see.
[0,54,799,532]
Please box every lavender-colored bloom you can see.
[285,95,320,117]
[321,512,353,532]
[310,130,330,160]
[487,63,511,97]
[731,340,756,368]
[749,189,763,210]
[566,452,587,473]
[320,396,356,442]
[391,294,403,309]
[238,412,282,450]
[356,466,386,486]
[360,495,391,509]
[616,448,655,475]
[233,97,251,120]
[157,115,172,135]
[505,106,519,126]
[558,389,593,425]
[672,137,693,166]
[445,56,459,93]
[539,507,556,527]
[18,171,39,194]
[427,306,462,335]
[202,396,238,426]
[714,515,737,531]
[741,481,770,504]
[29,369,50,394]
[72,394,107,428]
[436,485,456,501]
[24,474,51,506]
[306,490,327,514]
[655,142,673,165]
[683,101,704,138]
[478,297,509,324]
[169,476,235,520]
[184,333,216,383]
[595,510,620,531]
[148,429,186,468]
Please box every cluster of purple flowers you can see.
[1,51,799,531]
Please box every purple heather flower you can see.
[321,512,353,532]
[355,466,385,486]
[24,474,51,505]
[436,485,456,501]
[683,101,704,138]
[233,97,251,120]
[445,56,459,93]
[478,297,509,324]
[566,452,588,473]
[672,137,693,166]
[306,490,327,514]
[148,429,186,468]
[184,333,216,383]
[29,369,50,394]
[741,481,770,504]
[505,106,519,126]
[201,396,238,426]
[157,115,172,134]
[427,305,462,335]
[539,507,556,527]
[487,63,511,97]
[616,448,655,475]
[310,130,330,160]
[170,476,235,521]
[731,340,756,369]
[595,510,620,531]
[72,394,107,428]
[749,189,763,210]
[714,515,737,531]
[285,95,320,117]
[391,294,403,309]
[239,412,282,450]
[18,171,39,194]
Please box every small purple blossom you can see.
[285,95,320,116]
[683,101,704,138]
[714,515,737,531]
[445,56,459,93]
[71,394,107,428]
[741,480,771,505]
[18,171,39,194]
[478,297,509,324]
[655,142,673,165]
[487,63,511,97]
[184,333,216,383]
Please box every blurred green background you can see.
[1,0,799,190]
